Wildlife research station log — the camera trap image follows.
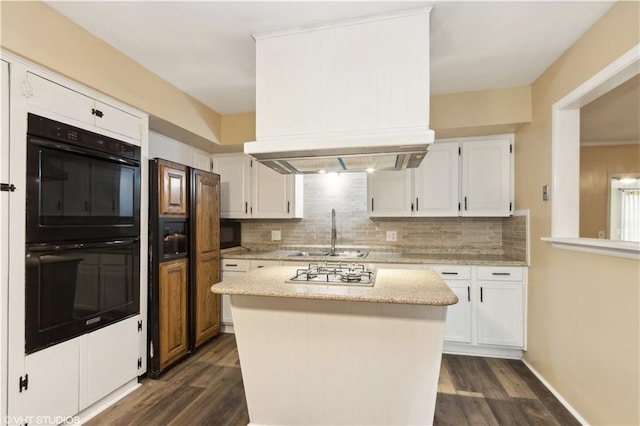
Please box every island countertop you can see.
[211,265,459,306]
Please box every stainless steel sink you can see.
[287,251,330,257]
[327,251,369,258]
[287,251,369,258]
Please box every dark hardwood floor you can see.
[88,333,579,426]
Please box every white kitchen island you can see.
[211,266,458,426]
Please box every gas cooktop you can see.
[286,262,376,287]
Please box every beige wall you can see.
[0,1,222,145]
[580,144,640,238]
[515,2,639,425]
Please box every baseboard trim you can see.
[76,379,140,425]
[443,342,523,359]
[521,359,588,426]
[221,323,235,333]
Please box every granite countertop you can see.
[221,248,527,266]
[211,266,459,306]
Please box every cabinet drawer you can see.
[221,259,249,272]
[476,266,523,281]
[428,265,471,280]
[250,259,281,270]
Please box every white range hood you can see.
[245,8,434,174]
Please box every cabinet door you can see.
[23,337,81,422]
[158,258,189,370]
[414,142,460,217]
[193,170,221,347]
[159,164,188,216]
[461,138,512,217]
[93,101,141,141]
[476,281,524,347]
[252,161,292,218]
[442,281,471,343]
[368,170,413,217]
[81,316,139,410]
[213,154,252,218]
[27,72,95,125]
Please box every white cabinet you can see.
[475,266,524,347]
[220,259,249,327]
[26,72,142,143]
[429,265,472,343]
[255,10,430,141]
[213,153,302,219]
[460,136,513,217]
[368,135,513,218]
[414,141,460,216]
[21,317,141,424]
[368,170,412,217]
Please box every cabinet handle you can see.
[371,198,374,211]
[112,200,116,211]
[245,202,248,214]
[85,201,90,211]
[257,265,264,268]
[225,263,238,267]
[416,197,419,211]
[287,201,290,213]
[492,272,511,276]
[467,286,470,302]
[411,202,414,212]
[464,196,468,211]
[480,287,483,303]
[91,108,104,118]
[57,200,62,211]
[441,272,458,275]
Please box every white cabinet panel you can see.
[213,153,302,219]
[461,137,512,217]
[442,282,471,343]
[94,101,140,141]
[24,337,81,422]
[368,170,412,217]
[27,72,94,125]
[220,271,246,325]
[213,155,252,218]
[414,142,460,216]
[476,281,524,347]
[81,316,139,410]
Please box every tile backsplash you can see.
[240,173,527,260]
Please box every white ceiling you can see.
[47,1,615,115]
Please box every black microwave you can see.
[220,220,241,249]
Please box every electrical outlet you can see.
[386,231,397,242]
[542,185,549,201]
[271,230,281,241]
[598,230,605,239]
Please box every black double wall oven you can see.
[25,113,141,354]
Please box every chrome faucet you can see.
[330,208,337,254]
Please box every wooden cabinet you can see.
[461,137,513,217]
[368,136,513,218]
[192,170,221,347]
[212,153,302,219]
[255,10,430,141]
[26,72,142,143]
[159,162,188,216]
[158,258,189,370]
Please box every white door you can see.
[27,72,94,125]
[442,281,472,343]
[0,59,10,422]
[460,137,512,217]
[213,154,252,219]
[93,101,141,142]
[252,162,291,218]
[368,170,413,217]
[476,282,524,347]
[414,141,460,217]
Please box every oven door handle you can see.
[29,137,140,167]
[27,239,138,252]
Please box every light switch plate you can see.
[386,231,397,242]
[271,230,281,241]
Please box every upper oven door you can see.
[27,137,141,242]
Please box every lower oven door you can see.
[25,238,140,354]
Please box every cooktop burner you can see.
[286,262,376,286]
